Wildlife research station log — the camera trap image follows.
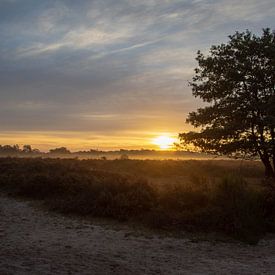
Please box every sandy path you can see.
[0,195,275,275]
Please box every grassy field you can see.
[0,157,274,244]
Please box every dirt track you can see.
[1,195,275,275]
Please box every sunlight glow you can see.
[152,135,177,150]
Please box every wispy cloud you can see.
[0,0,274,148]
[17,26,132,57]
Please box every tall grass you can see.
[0,158,273,244]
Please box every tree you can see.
[179,29,275,178]
[23,144,32,153]
[0,144,20,155]
[49,147,71,154]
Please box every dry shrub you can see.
[0,158,273,244]
[148,175,268,244]
[212,176,265,244]
[0,158,156,221]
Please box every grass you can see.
[0,157,273,244]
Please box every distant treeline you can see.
[0,144,205,158]
[0,145,41,155]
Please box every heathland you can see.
[0,157,274,244]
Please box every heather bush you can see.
[0,158,273,244]
[212,176,266,244]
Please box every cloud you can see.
[17,26,134,57]
[0,0,274,148]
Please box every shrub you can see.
[212,176,265,244]
[0,158,271,244]
[0,158,156,221]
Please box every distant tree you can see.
[179,29,275,178]
[32,148,41,154]
[49,147,71,154]
[23,144,32,153]
[0,144,20,155]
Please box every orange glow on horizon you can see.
[152,135,177,150]
[0,131,181,152]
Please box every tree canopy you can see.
[179,29,275,178]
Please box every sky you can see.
[0,0,274,150]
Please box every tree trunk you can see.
[260,155,275,178]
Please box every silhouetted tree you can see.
[23,144,32,153]
[179,29,275,178]
[49,147,71,154]
[0,145,20,155]
[32,148,41,154]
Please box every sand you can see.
[1,195,275,275]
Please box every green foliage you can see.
[180,29,275,177]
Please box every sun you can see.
[152,135,176,150]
